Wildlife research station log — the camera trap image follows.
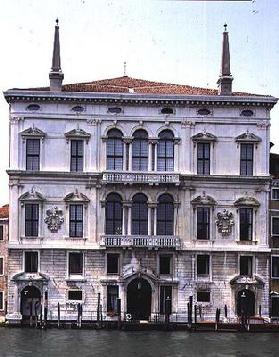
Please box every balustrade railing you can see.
[100,235,181,248]
[102,172,180,184]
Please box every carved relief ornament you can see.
[44,206,64,233]
[215,209,234,236]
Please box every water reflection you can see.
[0,329,277,357]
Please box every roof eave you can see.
[3,89,278,107]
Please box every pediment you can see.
[235,132,261,143]
[191,194,217,206]
[64,189,90,203]
[65,128,91,143]
[234,196,260,207]
[19,189,45,202]
[11,271,50,282]
[20,127,46,138]
[191,132,217,142]
[230,275,264,287]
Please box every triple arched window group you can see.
[105,193,174,236]
[106,129,174,171]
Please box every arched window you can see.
[157,194,174,235]
[157,130,174,171]
[132,130,148,171]
[132,193,148,235]
[107,129,123,170]
[105,193,123,234]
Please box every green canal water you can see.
[0,329,278,357]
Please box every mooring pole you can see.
[58,302,60,328]
[117,298,122,329]
[188,296,193,329]
[97,292,100,322]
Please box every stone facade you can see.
[0,205,8,321]
[4,24,278,323]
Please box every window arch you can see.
[107,129,123,170]
[105,193,123,235]
[157,130,174,171]
[157,194,174,235]
[132,193,148,235]
[132,130,148,171]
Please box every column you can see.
[174,138,181,171]
[127,203,132,235]
[122,204,126,235]
[148,203,157,235]
[148,142,153,171]
[154,142,158,171]
[173,202,180,235]
[123,137,132,171]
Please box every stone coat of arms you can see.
[44,206,64,233]
[216,209,234,236]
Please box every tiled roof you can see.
[18,76,261,97]
[0,205,8,219]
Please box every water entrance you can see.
[127,278,151,320]
[236,289,255,317]
[20,285,41,320]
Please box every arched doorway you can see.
[20,285,41,320]
[127,278,152,320]
[236,289,255,317]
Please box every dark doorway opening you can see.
[20,285,41,320]
[236,289,255,317]
[127,278,152,320]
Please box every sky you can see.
[0,0,278,206]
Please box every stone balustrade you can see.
[102,172,180,184]
[100,235,181,248]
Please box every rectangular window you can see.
[272,189,279,200]
[0,257,3,275]
[239,208,253,241]
[26,138,40,171]
[160,286,172,314]
[197,143,210,175]
[0,291,3,310]
[197,207,210,240]
[197,255,210,276]
[25,204,39,237]
[272,217,279,236]
[68,290,83,301]
[69,204,83,238]
[240,143,253,176]
[159,255,172,275]
[271,296,279,317]
[70,140,84,172]
[272,256,279,278]
[68,252,83,275]
[25,251,38,273]
[107,253,119,274]
[0,226,3,241]
[107,285,119,313]
[197,291,210,303]
[240,256,253,276]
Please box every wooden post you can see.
[194,305,197,324]
[259,304,262,317]
[97,293,100,322]
[224,304,228,319]
[58,302,60,328]
[117,298,121,329]
[189,296,193,328]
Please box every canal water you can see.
[0,328,278,357]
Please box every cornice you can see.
[4,90,278,108]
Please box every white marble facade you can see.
[4,25,278,323]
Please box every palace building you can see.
[4,22,277,323]
[0,204,9,321]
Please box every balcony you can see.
[100,235,181,249]
[102,172,180,185]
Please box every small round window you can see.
[26,104,40,111]
[161,107,174,115]
[197,108,211,116]
[108,107,122,114]
[241,109,254,117]
[72,105,85,112]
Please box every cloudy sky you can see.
[0,0,278,205]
